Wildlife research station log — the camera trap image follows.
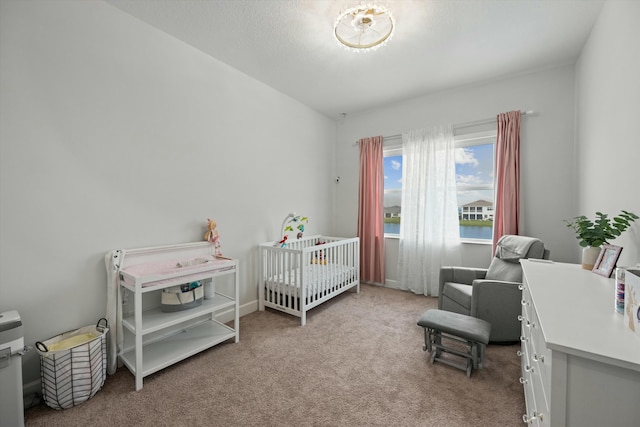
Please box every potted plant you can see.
[565,210,639,269]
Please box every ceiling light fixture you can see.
[333,4,395,52]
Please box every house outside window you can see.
[383,130,496,241]
[384,205,401,219]
[461,200,494,220]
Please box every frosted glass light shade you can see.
[334,4,395,52]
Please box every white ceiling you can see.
[104,0,605,118]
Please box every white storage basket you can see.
[35,318,108,410]
[161,281,204,312]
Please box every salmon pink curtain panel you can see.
[493,110,521,251]
[398,125,461,296]
[358,136,385,284]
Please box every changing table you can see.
[114,242,239,390]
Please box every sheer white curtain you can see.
[398,125,461,296]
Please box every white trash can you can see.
[0,310,25,427]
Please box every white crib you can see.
[259,235,360,325]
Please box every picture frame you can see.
[592,244,623,278]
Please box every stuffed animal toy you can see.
[204,218,222,256]
[313,241,327,264]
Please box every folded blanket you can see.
[495,235,542,262]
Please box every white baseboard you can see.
[214,299,258,323]
[23,379,41,409]
[383,279,400,288]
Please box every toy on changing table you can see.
[204,218,222,256]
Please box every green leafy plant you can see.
[564,210,639,248]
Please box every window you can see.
[383,145,402,236]
[383,130,496,241]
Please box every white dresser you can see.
[519,260,640,426]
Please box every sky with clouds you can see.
[384,143,494,208]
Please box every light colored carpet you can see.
[24,284,525,426]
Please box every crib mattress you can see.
[120,256,236,288]
[266,263,356,294]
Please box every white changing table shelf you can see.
[116,242,239,390]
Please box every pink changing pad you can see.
[120,256,236,288]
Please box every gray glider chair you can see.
[438,235,549,342]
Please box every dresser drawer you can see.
[520,284,534,320]
[521,373,540,426]
[529,358,549,421]
[528,307,551,399]
[521,366,548,426]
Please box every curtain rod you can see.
[355,110,534,143]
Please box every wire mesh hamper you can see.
[35,318,108,410]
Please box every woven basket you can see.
[35,318,108,410]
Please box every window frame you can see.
[383,129,497,243]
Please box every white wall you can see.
[0,0,337,388]
[335,66,579,284]
[575,0,640,268]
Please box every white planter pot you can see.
[581,246,601,270]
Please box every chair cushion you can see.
[485,258,523,282]
[441,282,473,311]
[417,309,492,345]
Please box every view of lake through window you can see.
[383,138,495,240]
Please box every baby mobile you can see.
[204,218,222,256]
[277,212,309,247]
